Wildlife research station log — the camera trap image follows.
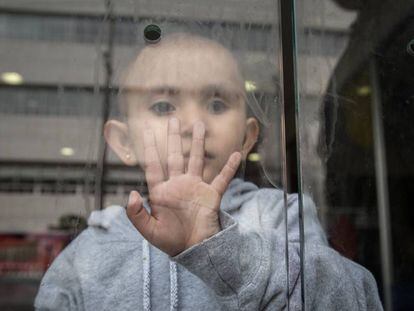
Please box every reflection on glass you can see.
[296,0,414,310]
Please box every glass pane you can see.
[295,0,414,310]
[0,1,301,309]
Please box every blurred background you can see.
[0,0,412,310]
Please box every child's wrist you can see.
[185,222,221,250]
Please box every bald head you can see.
[122,33,245,93]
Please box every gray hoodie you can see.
[35,179,383,310]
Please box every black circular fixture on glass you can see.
[144,24,161,44]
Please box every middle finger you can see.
[167,118,184,177]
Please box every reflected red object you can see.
[0,232,71,278]
[329,215,358,260]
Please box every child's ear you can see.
[241,117,260,159]
[104,120,138,166]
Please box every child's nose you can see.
[179,103,207,138]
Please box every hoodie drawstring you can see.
[169,261,178,311]
[142,239,178,311]
[143,239,151,311]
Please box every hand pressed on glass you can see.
[126,117,242,257]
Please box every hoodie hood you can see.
[220,178,259,213]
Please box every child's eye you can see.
[150,101,175,115]
[207,99,228,114]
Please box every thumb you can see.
[126,191,156,240]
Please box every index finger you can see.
[143,127,164,191]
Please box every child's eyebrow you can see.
[121,86,180,97]
[200,84,245,101]
[146,86,180,96]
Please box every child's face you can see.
[106,39,259,183]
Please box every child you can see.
[35,33,382,310]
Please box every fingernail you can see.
[169,117,179,128]
[233,152,242,163]
[194,121,205,137]
[128,191,136,206]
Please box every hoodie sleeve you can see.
[172,211,383,310]
[34,235,85,311]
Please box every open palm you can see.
[126,118,241,256]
